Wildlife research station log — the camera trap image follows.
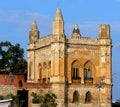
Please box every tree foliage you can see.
[31,92,44,104]
[31,92,58,107]
[0,41,27,75]
[42,93,58,107]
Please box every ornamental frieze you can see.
[66,50,99,59]
[67,45,98,50]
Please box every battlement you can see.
[68,36,99,45]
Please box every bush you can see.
[0,95,4,100]
[31,92,58,106]
[31,92,43,104]
[42,93,58,107]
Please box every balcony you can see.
[84,77,93,84]
[72,77,81,83]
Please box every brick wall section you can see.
[24,83,51,88]
[0,75,52,88]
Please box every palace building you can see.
[27,8,112,107]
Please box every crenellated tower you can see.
[98,25,112,105]
[98,24,112,84]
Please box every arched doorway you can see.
[17,90,28,107]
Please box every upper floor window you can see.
[85,68,91,79]
[84,61,93,84]
[72,67,79,79]
[71,60,81,83]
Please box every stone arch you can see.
[29,61,33,79]
[42,62,47,83]
[48,61,51,82]
[72,90,79,103]
[84,60,94,84]
[85,91,92,103]
[38,63,42,82]
[18,80,23,87]
[71,60,81,83]
[48,61,51,68]
[43,62,47,69]
[72,60,82,67]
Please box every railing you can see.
[84,77,93,84]
[72,77,81,83]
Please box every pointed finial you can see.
[30,20,38,31]
[54,8,63,21]
[70,24,81,39]
[73,24,80,34]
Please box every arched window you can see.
[48,61,51,83]
[42,62,47,83]
[18,80,23,87]
[29,61,33,79]
[38,63,42,83]
[85,68,91,79]
[71,60,81,83]
[84,61,93,83]
[72,67,79,79]
[85,91,91,103]
[48,61,51,77]
[73,91,79,103]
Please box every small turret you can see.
[29,20,39,43]
[72,24,81,34]
[98,24,110,39]
[70,24,81,39]
[52,8,64,35]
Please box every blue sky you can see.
[0,0,120,101]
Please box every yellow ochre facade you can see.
[27,8,112,107]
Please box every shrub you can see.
[31,92,58,107]
[0,95,4,100]
[31,92,43,104]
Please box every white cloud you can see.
[0,10,24,23]
[0,9,52,36]
[1,9,120,39]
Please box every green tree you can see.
[41,93,58,107]
[0,41,27,75]
[31,92,58,107]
